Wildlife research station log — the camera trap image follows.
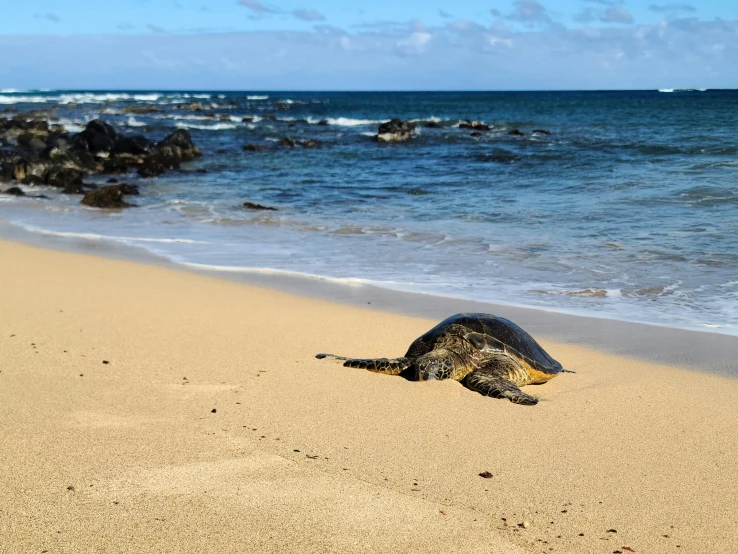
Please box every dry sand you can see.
[1,238,737,553]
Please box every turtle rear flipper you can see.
[464,370,539,405]
[316,354,410,375]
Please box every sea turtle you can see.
[316,313,569,406]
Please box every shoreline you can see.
[2,238,738,553]
[2,221,738,378]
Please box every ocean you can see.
[1,89,737,335]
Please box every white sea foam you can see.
[56,118,85,133]
[306,116,386,127]
[409,116,442,123]
[0,92,164,104]
[15,223,207,244]
[176,261,414,287]
[175,122,239,130]
[658,89,675,93]
[158,114,213,121]
[247,95,269,100]
[126,116,147,127]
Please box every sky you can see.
[0,0,737,90]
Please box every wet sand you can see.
[1,239,737,553]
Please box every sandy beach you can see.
[1,238,737,554]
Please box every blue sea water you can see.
[1,89,737,334]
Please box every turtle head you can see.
[413,349,456,381]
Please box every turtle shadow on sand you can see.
[317,313,572,406]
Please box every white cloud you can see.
[649,4,696,14]
[294,9,325,22]
[508,0,552,25]
[238,0,277,14]
[602,7,634,24]
[396,32,432,55]
[3,17,738,90]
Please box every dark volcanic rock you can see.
[377,119,416,142]
[45,167,83,187]
[424,121,442,128]
[532,129,551,135]
[16,160,49,184]
[297,139,320,148]
[241,116,254,123]
[155,129,201,162]
[459,121,490,131]
[244,144,264,152]
[83,119,118,153]
[137,129,199,177]
[279,137,296,147]
[45,132,72,151]
[102,157,136,174]
[113,135,153,156]
[137,157,177,178]
[46,146,91,172]
[508,129,525,136]
[17,132,48,153]
[317,119,329,126]
[68,132,90,152]
[243,202,277,211]
[122,105,160,114]
[1,186,47,199]
[81,184,137,208]
[3,116,202,184]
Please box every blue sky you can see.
[1,1,737,89]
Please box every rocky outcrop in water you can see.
[297,139,320,148]
[243,202,277,211]
[459,120,490,131]
[122,105,161,115]
[377,119,416,142]
[0,114,202,190]
[81,184,139,209]
[83,119,118,154]
[2,186,26,196]
[45,167,84,188]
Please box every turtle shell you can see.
[405,313,563,374]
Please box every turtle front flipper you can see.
[463,370,539,405]
[315,354,410,375]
